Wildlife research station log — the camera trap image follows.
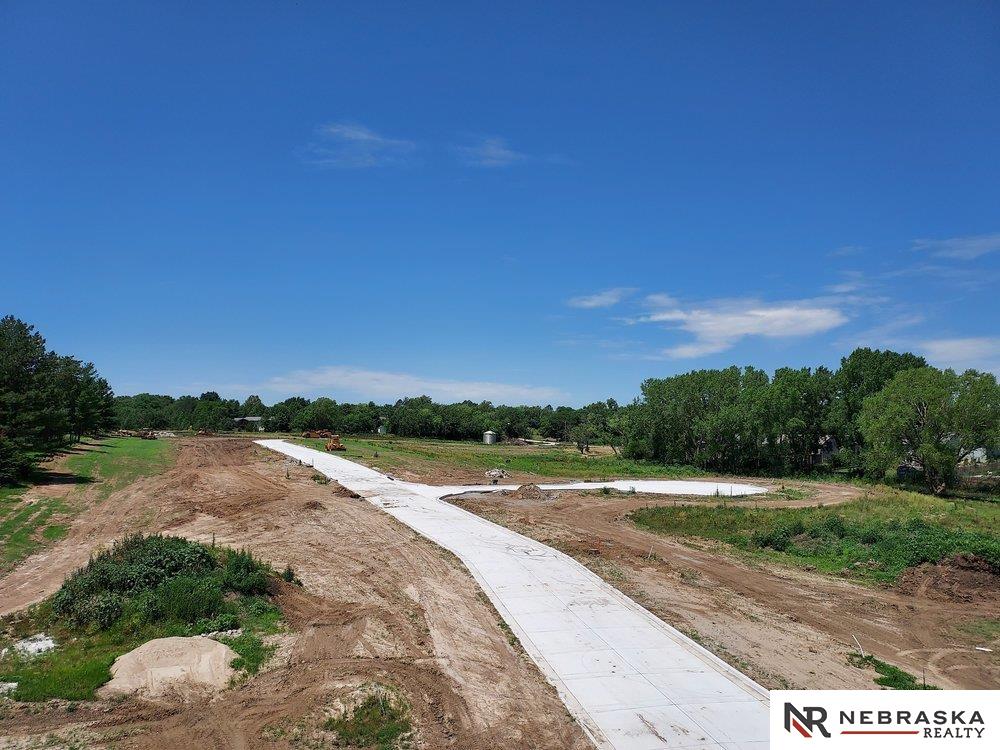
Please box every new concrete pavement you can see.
[258,439,770,750]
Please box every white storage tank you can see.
[483,430,498,445]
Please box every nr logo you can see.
[785,703,831,738]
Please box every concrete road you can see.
[258,440,770,750]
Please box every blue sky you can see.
[2,1,998,406]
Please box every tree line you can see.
[113,390,612,444]
[623,348,999,491]
[0,316,115,484]
[3,316,997,493]
[113,345,998,492]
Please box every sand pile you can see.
[99,636,238,701]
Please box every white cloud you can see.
[567,287,636,309]
[630,297,848,359]
[261,365,563,404]
[828,245,864,257]
[643,293,679,308]
[303,122,415,168]
[912,233,1000,260]
[824,272,867,294]
[456,137,526,167]
[920,337,1000,373]
[842,313,925,350]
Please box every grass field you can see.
[293,435,704,480]
[64,437,176,498]
[0,437,176,572]
[0,486,70,570]
[632,488,1000,583]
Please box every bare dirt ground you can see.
[0,439,590,750]
[449,488,999,691]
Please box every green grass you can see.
[0,534,284,701]
[769,487,811,501]
[218,631,277,675]
[0,437,176,572]
[323,685,413,750]
[953,617,1000,643]
[847,653,938,689]
[64,437,175,497]
[295,436,703,480]
[631,488,1000,583]
[42,523,68,541]
[0,613,189,701]
[0,486,70,570]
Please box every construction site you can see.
[4,4,999,746]
[1,434,996,749]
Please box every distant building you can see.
[233,416,265,432]
[483,430,498,445]
[961,448,989,464]
[811,435,838,466]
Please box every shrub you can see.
[53,534,216,627]
[191,612,239,634]
[77,592,123,630]
[155,576,224,623]
[223,549,269,596]
[822,515,847,538]
[49,534,274,630]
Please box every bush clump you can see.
[51,534,272,631]
[223,549,269,596]
[0,534,285,703]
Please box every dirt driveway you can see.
[0,439,590,750]
[449,489,999,691]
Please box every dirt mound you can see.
[302,499,325,510]
[330,481,362,499]
[502,483,552,503]
[99,636,237,701]
[896,554,1000,603]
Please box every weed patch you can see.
[631,490,1000,582]
[218,632,276,675]
[323,685,412,750]
[953,618,1000,643]
[847,653,938,689]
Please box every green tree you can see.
[859,367,1000,493]
[265,397,309,431]
[241,394,266,417]
[0,317,116,483]
[0,316,50,482]
[292,397,340,432]
[831,347,927,461]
